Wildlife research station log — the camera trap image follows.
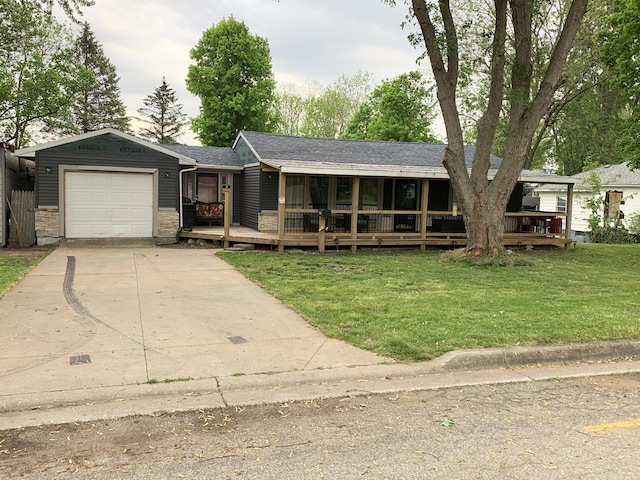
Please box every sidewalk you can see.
[1,244,639,430]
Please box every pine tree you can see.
[70,22,130,133]
[137,77,187,144]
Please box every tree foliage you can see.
[599,0,640,169]
[186,17,278,147]
[66,22,130,134]
[446,0,637,175]
[299,72,372,138]
[395,0,588,255]
[39,0,94,22]
[273,73,372,139]
[0,0,92,147]
[137,77,187,144]
[342,71,438,142]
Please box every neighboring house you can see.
[16,128,576,250]
[535,163,640,241]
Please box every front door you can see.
[394,179,418,231]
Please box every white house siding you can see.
[535,163,640,236]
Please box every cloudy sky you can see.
[75,0,430,145]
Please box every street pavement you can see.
[1,241,639,430]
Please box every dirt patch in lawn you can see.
[0,246,54,264]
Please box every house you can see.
[535,163,640,241]
[15,128,577,250]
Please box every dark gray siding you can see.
[240,165,260,230]
[233,173,242,224]
[260,172,278,210]
[234,137,260,165]
[36,133,179,208]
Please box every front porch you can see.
[180,209,572,251]
[180,171,575,252]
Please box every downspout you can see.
[1,146,6,247]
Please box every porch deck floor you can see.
[179,225,571,250]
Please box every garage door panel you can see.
[92,192,110,203]
[66,172,154,238]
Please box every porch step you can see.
[224,243,256,252]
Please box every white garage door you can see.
[65,171,153,238]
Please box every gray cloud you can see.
[79,0,426,144]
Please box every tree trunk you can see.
[410,0,587,256]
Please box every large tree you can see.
[454,0,634,175]
[67,22,130,134]
[342,71,438,142]
[0,0,92,147]
[400,0,588,255]
[186,17,278,147]
[137,77,188,144]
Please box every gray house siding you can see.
[260,172,278,210]
[240,165,260,230]
[35,133,179,208]
[234,137,260,165]
[233,173,242,224]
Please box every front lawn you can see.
[218,244,640,362]
[0,248,53,297]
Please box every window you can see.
[308,176,329,208]
[556,196,566,213]
[360,178,380,208]
[185,173,194,200]
[197,174,218,202]
[285,176,304,208]
[336,177,352,208]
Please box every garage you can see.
[65,171,154,238]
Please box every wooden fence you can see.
[9,190,35,247]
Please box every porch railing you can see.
[283,209,568,237]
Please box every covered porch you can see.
[180,172,575,252]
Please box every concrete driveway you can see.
[0,244,388,402]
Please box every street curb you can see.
[2,341,640,431]
[429,339,640,372]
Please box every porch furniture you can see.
[431,216,466,233]
[394,214,417,232]
[517,213,562,234]
[182,196,196,230]
[195,201,224,226]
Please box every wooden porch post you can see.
[351,177,360,253]
[277,172,286,252]
[565,183,574,248]
[223,187,231,248]
[420,179,430,251]
[318,215,326,253]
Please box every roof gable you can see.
[15,128,196,166]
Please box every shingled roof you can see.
[238,131,500,169]
[537,162,640,192]
[162,144,242,168]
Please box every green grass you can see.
[218,244,640,362]
[145,377,193,384]
[0,249,53,297]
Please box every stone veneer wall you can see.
[35,207,61,246]
[35,207,180,245]
[157,209,179,242]
[258,211,278,232]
